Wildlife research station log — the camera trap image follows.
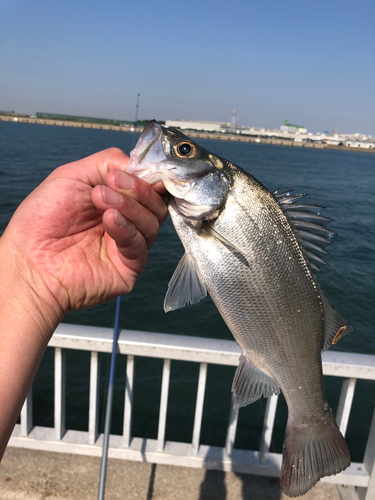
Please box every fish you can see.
[126,120,352,497]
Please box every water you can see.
[1,121,374,461]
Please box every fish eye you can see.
[178,143,191,155]
[174,141,198,158]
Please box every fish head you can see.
[127,121,230,219]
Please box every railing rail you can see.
[9,323,375,499]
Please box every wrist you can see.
[0,233,64,344]
[0,233,64,459]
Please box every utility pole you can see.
[231,110,237,131]
[134,94,140,128]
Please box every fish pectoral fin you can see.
[164,252,207,312]
[205,225,244,254]
[231,354,280,409]
[203,226,250,267]
[320,293,353,351]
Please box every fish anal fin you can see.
[231,354,280,409]
[164,253,207,312]
[281,409,350,497]
[321,293,352,351]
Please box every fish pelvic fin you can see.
[321,292,352,352]
[231,354,280,409]
[164,252,207,312]
[280,410,351,497]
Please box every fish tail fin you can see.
[280,410,350,497]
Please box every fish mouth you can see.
[135,120,162,163]
[126,120,167,183]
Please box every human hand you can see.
[0,146,168,457]
[1,147,168,318]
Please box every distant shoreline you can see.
[1,115,374,154]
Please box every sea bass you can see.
[127,121,352,497]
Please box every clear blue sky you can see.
[1,0,374,134]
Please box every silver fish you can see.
[127,121,352,497]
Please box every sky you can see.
[0,0,374,135]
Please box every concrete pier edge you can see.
[1,116,374,153]
[0,447,357,500]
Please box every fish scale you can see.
[170,188,324,388]
[127,120,352,497]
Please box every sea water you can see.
[1,121,374,460]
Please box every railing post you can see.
[225,395,239,458]
[192,363,207,455]
[54,347,66,440]
[88,351,100,444]
[123,355,134,448]
[358,409,375,500]
[20,389,33,436]
[336,378,356,436]
[259,394,279,464]
[157,359,171,451]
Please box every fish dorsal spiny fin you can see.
[273,189,336,273]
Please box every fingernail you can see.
[116,170,133,190]
[115,210,127,228]
[102,186,122,205]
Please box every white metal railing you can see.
[9,323,375,499]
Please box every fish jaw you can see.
[126,120,209,189]
[126,120,167,184]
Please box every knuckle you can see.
[144,214,160,248]
[118,223,138,249]
[107,147,124,156]
[129,175,144,197]
[149,213,159,236]
[160,203,168,222]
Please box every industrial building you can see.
[36,112,132,126]
[165,120,226,132]
[165,111,238,133]
[280,119,307,134]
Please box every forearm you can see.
[0,235,63,459]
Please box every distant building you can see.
[165,120,225,132]
[362,138,375,148]
[324,139,341,145]
[280,119,307,134]
[344,139,375,148]
[36,112,132,126]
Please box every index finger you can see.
[51,147,130,187]
[106,169,168,225]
